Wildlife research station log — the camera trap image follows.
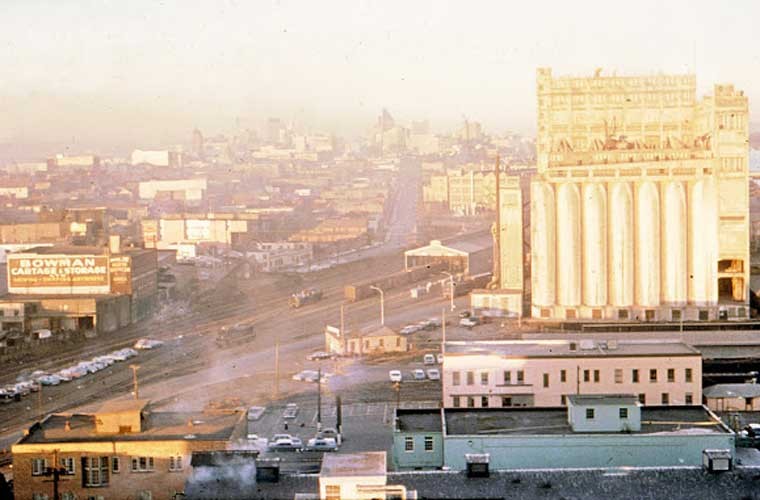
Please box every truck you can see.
[289,288,323,308]
[216,323,255,348]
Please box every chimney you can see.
[109,235,121,254]
[64,420,71,432]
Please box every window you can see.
[467,397,475,408]
[585,408,595,419]
[60,457,75,475]
[395,337,401,347]
[685,393,694,405]
[619,408,629,419]
[583,369,590,382]
[685,368,693,383]
[32,458,47,476]
[561,395,568,406]
[404,436,414,452]
[504,371,511,384]
[632,369,639,383]
[62,493,76,500]
[543,373,549,388]
[560,370,566,383]
[614,369,623,384]
[169,456,183,471]
[593,370,600,383]
[112,457,120,473]
[645,310,655,321]
[517,370,524,383]
[378,338,384,347]
[667,369,675,383]
[661,393,669,405]
[672,309,681,321]
[480,372,489,385]
[326,485,341,500]
[83,457,110,487]
[130,456,155,472]
[638,393,646,404]
[364,340,369,350]
[501,396,512,407]
[452,396,461,408]
[481,396,489,407]
[32,495,49,500]
[424,436,434,452]
[452,372,460,386]
[466,371,474,385]
[699,310,709,321]
[649,369,657,382]
[618,309,629,319]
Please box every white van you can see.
[423,354,436,365]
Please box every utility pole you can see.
[441,272,456,311]
[441,307,446,355]
[370,286,385,326]
[129,365,140,400]
[317,367,322,431]
[274,337,280,399]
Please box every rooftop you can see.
[320,452,386,478]
[443,407,730,436]
[704,383,760,399]
[16,410,242,445]
[396,409,443,433]
[16,245,106,255]
[211,468,760,500]
[444,340,699,358]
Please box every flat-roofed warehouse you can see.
[404,234,493,277]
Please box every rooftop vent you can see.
[465,453,490,478]
[579,340,595,350]
[703,449,732,473]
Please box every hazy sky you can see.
[1,0,758,153]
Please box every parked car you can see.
[389,370,402,383]
[459,317,479,329]
[247,406,265,421]
[110,350,130,362]
[307,351,333,361]
[459,310,472,319]
[316,428,340,444]
[423,354,436,365]
[39,375,62,386]
[55,370,73,382]
[269,435,302,451]
[412,369,426,380]
[436,353,444,364]
[283,403,299,419]
[417,319,435,331]
[306,437,338,451]
[426,369,441,380]
[0,389,14,404]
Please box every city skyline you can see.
[2,0,759,153]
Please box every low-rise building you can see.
[404,236,493,277]
[325,325,410,357]
[443,340,702,408]
[704,383,760,411]
[319,452,413,500]
[12,400,243,500]
[247,241,312,272]
[392,396,734,471]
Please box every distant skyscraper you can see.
[191,128,204,160]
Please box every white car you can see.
[134,339,164,350]
[39,375,61,386]
[412,369,426,380]
[247,406,265,421]
[400,325,421,335]
[423,354,436,365]
[110,350,129,362]
[389,370,402,383]
[306,437,338,451]
[426,369,441,380]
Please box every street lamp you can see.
[369,285,385,326]
[441,272,456,311]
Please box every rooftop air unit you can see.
[702,449,732,473]
[465,453,490,478]
[579,339,595,350]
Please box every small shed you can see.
[704,383,760,412]
[404,235,493,277]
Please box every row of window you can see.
[585,407,630,420]
[451,367,693,387]
[33,493,152,500]
[452,392,694,408]
[31,455,183,483]
[403,435,435,453]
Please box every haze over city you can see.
[2,0,759,157]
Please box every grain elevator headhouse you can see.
[531,68,749,321]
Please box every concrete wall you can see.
[392,431,444,469]
[442,432,734,470]
[444,353,702,408]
